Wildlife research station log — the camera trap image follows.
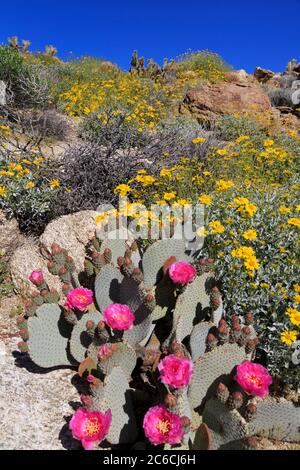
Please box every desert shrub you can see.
[14,64,52,108]
[0,125,59,233]
[13,109,71,140]
[54,142,149,216]
[176,49,231,83]
[267,88,293,107]
[215,114,266,144]
[79,106,150,149]
[0,45,23,84]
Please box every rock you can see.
[10,210,99,295]
[10,239,62,295]
[179,73,271,124]
[39,210,99,271]
[0,211,23,257]
[254,67,274,82]
[0,81,6,105]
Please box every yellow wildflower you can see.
[26,181,35,189]
[114,184,131,196]
[280,330,298,345]
[49,179,60,189]
[287,218,300,228]
[163,192,177,201]
[243,229,257,241]
[216,180,235,192]
[0,186,7,198]
[209,220,225,234]
[192,137,206,144]
[198,194,212,205]
[286,308,300,326]
[279,206,291,214]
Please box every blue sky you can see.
[2,0,299,72]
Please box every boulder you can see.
[10,210,99,295]
[254,67,274,83]
[0,211,23,257]
[179,72,271,124]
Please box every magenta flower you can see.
[158,354,194,388]
[69,407,111,450]
[86,374,95,383]
[65,287,93,311]
[143,405,184,445]
[29,271,44,286]
[103,303,135,331]
[235,361,272,398]
[98,344,110,360]
[168,262,196,285]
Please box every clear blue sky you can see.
[2,0,299,72]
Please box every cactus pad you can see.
[95,265,123,312]
[190,322,214,361]
[249,401,300,442]
[188,343,246,409]
[102,367,138,444]
[142,239,189,288]
[27,304,73,368]
[70,311,103,362]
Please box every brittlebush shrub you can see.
[0,125,59,233]
[176,49,231,83]
[111,131,300,389]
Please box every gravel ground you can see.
[0,296,80,450]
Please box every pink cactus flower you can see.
[235,361,272,398]
[29,271,44,286]
[65,287,93,311]
[143,405,184,445]
[103,303,135,331]
[158,354,194,388]
[69,407,111,450]
[86,374,95,383]
[168,261,196,285]
[98,344,110,360]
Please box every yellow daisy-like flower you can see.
[215,180,235,192]
[287,218,300,228]
[280,330,298,346]
[114,184,131,196]
[163,192,177,201]
[0,186,7,198]
[26,181,35,189]
[203,171,211,177]
[160,169,172,178]
[264,139,274,147]
[243,229,257,241]
[216,149,228,156]
[296,205,300,211]
[209,220,225,234]
[293,284,300,293]
[192,137,206,144]
[135,174,156,186]
[175,198,190,206]
[244,256,260,271]
[49,179,60,189]
[198,194,212,205]
[286,308,300,326]
[260,282,270,288]
[293,295,300,304]
[279,206,291,214]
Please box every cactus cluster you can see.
[17,231,300,449]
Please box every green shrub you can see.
[176,49,231,82]
[79,105,150,149]
[0,45,23,83]
[215,114,267,144]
